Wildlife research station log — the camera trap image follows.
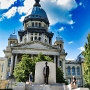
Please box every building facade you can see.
[65,59,84,87]
[3,0,67,80]
[0,0,84,87]
[0,57,5,80]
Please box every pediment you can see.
[16,41,57,49]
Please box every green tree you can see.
[13,54,34,82]
[56,67,68,84]
[83,33,90,86]
[14,53,66,84]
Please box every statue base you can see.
[25,83,65,90]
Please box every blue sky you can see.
[0,0,90,60]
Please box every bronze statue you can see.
[43,62,49,84]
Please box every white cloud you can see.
[0,0,78,24]
[0,18,3,21]
[68,41,73,44]
[19,16,26,22]
[69,20,75,25]
[78,46,85,52]
[18,0,78,24]
[17,0,34,15]
[59,27,64,31]
[3,7,17,19]
[0,0,16,9]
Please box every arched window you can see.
[31,37,33,41]
[67,66,71,75]
[38,37,41,41]
[35,22,38,27]
[60,44,62,48]
[45,39,47,43]
[35,37,37,40]
[32,22,34,27]
[77,67,80,75]
[39,23,41,27]
[72,66,75,75]
[59,61,62,67]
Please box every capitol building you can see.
[0,0,85,87]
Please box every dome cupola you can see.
[23,0,49,26]
[56,35,63,42]
[8,34,17,40]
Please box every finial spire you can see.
[13,29,15,34]
[57,30,60,36]
[34,0,41,7]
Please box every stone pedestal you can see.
[25,84,65,90]
[35,61,56,84]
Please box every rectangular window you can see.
[7,72,10,79]
[2,64,4,72]
[8,59,11,67]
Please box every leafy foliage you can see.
[83,33,90,86]
[84,83,90,89]
[56,67,68,85]
[14,53,66,84]
[13,54,34,82]
[14,53,53,82]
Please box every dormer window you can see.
[36,15,38,17]
[35,33,37,35]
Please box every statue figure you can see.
[71,76,77,89]
[43,62,49,84]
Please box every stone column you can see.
[33,33,35,41]
[54,55,56,64]
[3,57,8,80]
[15,54,18,67]
[27,31,29,42]
[10,55,14,76]
[58,56,60,67]
[71,67,72,76]
[62,59,66,78]
[31,54,33,59]
[18,36,20,43]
